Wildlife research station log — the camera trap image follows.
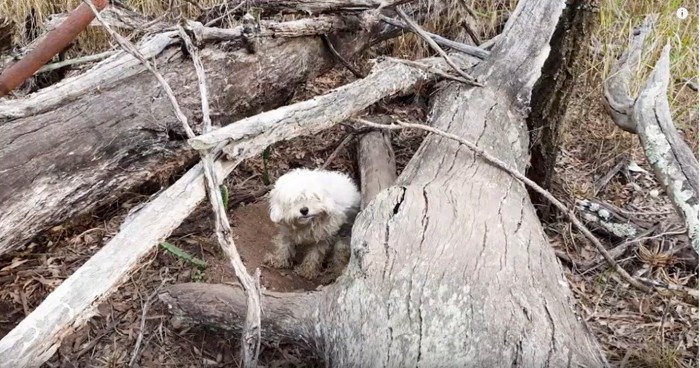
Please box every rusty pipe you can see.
[0,0,109,98]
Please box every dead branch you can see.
[378,15,489,59]
[188,54,479,151]
[353,117,697,301]
[395,8,480,85]
[603,15,698,255]
[633,45,699,254]
[322,34,366,78]
[199,0,409,19]
[603,15,656,134]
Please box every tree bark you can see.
[525,0,598,219]
[0,14,381,256]
[161,1,609,366]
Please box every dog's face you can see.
[268,182,337,229]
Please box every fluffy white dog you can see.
[264,168,361,279]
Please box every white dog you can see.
[264,168,361,279]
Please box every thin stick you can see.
[129,281,167,367]
[177,25,262,368]
[378,15,489,59]
[36,50,117,74]
[321,34,365,78]
[395,8,481,86]
[352,118,658,294]
[322,133,355,169]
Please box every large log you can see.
[160,1,609,366]
[0,13,382,256]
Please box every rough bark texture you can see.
[525,0,598,219]
[161,1,609,366]
[0,17,378,256]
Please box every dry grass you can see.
[595,0,699,146]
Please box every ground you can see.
[0,1,698,367]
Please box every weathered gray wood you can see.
[633,45,699,254]
[161,1,609,366]
[602,16,699,255]
[0,15,382,256]
[357,117,397,209]
[0,43,459,368]
[188,55,476,151]
[602,15,655,134]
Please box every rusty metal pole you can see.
[0,0,109,98]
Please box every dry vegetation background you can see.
[0,0,698,367]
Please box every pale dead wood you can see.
[36,50,117,73]
[602,15,699,255]
[353,117,699,301]
[187,54,478,151]
[356,115,397,209]
[395,8,481,85]
[199,0,410,18]
[377,15,489,59]
[91,1,263,364]
[602,14,655,134]
[632,45,699,255]
[385,56,470,83]
[0,159,235,368]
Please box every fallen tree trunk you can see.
[603,16,699,255]
[0,50,472,367]
[0,12,384,256]
[160,1,609,366]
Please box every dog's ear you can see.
[270,204,282,223]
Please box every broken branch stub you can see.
[603,14,656,134]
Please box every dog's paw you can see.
[264,253,292,269]
[294,262,321,280]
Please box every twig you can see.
[129,280,168,367]
[395,8,481,86]
[178,25,262,368]
[74,314,122,359]
[352,118,662,295]
[321,34,365,78]
[36,50,116,74]
[385,57,469,83]
[322,133,355,169]
[378,15,489,59]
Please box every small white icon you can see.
[677,7,689,19]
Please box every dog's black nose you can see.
[300,207,309,216]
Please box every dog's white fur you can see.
[264,168,361,279]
